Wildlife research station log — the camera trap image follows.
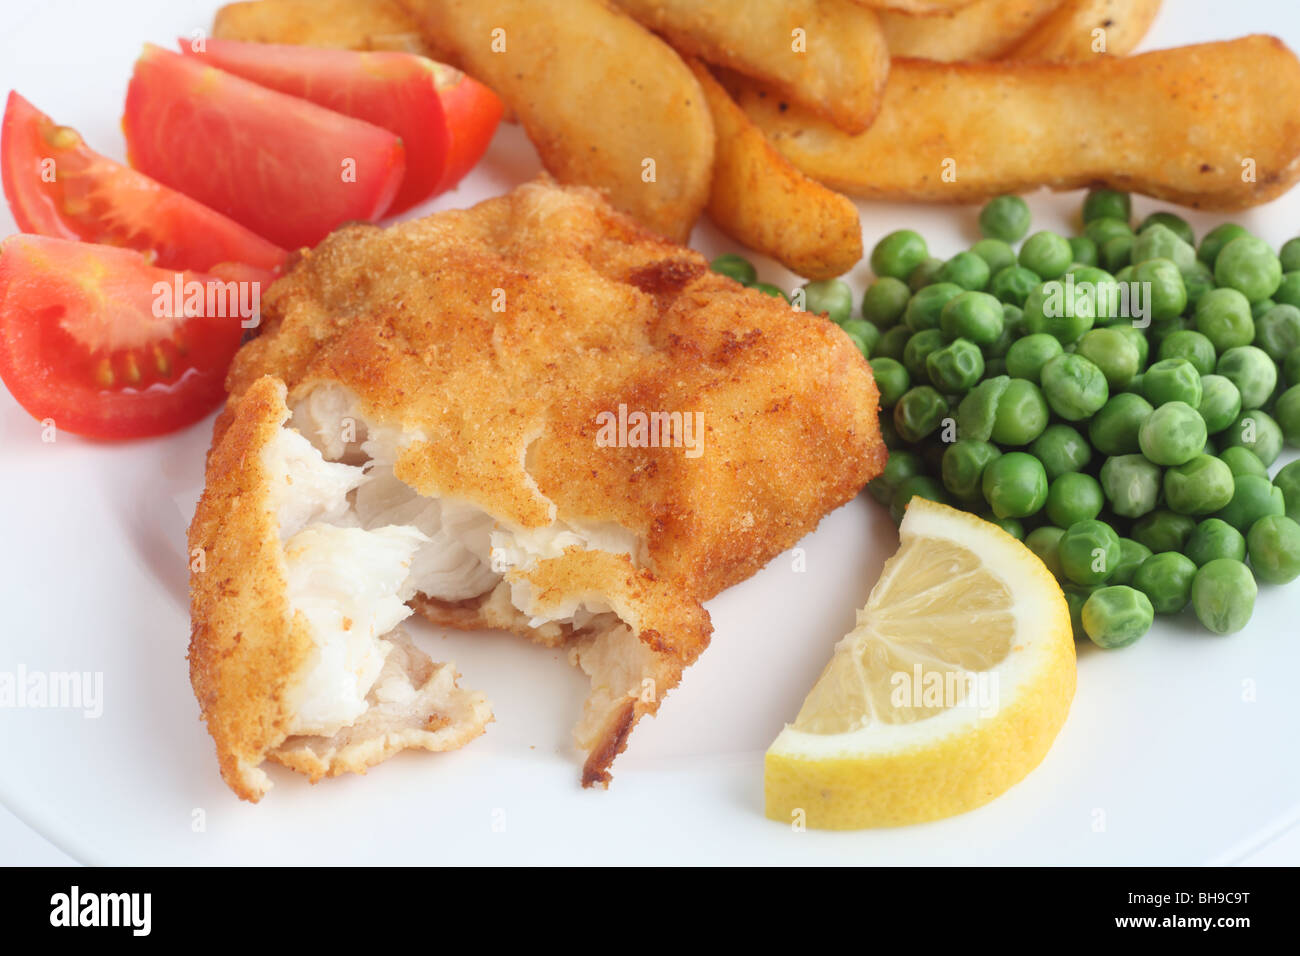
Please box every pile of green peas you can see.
[710,189,1300,649]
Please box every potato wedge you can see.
[397,0,713,242]
[736,36,1300,211]
[850,0,979,13]
[613,0,888,135]
[1004,0,1162,61]
[213,0,430,54]
[880,0,1066,62]
[689,62,861,280]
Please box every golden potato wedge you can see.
[1004,0,1162,61]
[689,62,861,280]
[880,0,1066,62]
[397,0,713,242]
[736,36,1300,211]
[612,0,888,135]
[213,0,430,54]
[850,0,979,13]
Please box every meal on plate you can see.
[189,179,885,800]
[3,0,1300,831]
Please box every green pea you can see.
[984,514,1026,539]
[1076,327,1141,390]
[751,282,789,302]
[890,474,950,524]
[927,338,985,393]
[971,238,1018,279]
[1158,330,1217,375]
[1191,559,1257,634]
[938,251,992,292]
[1082,586,1154,648]
[1218,409,1284,466]
[1023,279,1096,345]
[942,439,1002,503]
[1276,384,1300,445]
[1025,526,1066,578]
[1215,236,1283,303]
[979,194,1031,242]
[906,282,965,332]
[874,325,912,362]
[1276,272,1300,309]
[1131,224,1197,273]
[1059,519,1122,586]
[1218,445,1268,479]
[1199,223,1250,267]
[940,290,1004,345]
[1041,353,1109,421]
[894,385,950,442]
[1030,423,1093,481]
[709,253,757,285]
[1006,333,1064,383]
[1100,235,1134,274]
[1138,401,1207,466]
[1196,375,1243,435]
[1116,324,1150,369]
[982,323,1014,360]
[1253,304,1300,362]
[989,265,1040,308]
[903,328,947,381]
[1131,509,1196,554]
[1245,514,1300,585]
[1046,472,1104,527]
[1089,392,1154,456]
[870,357,910,407]
[1132,258,1187,322]
[872,229,929,280]
[1020,231,1073,280]
[842,319,879,358]
[1085,217,1135,248]
[867,449,926,505]
[1281,237,1300,272]
[1111,537,1153,586]
[1162,454,1236,515]
[1139,211,1195,245]
[1253,297,1278,320]
[909,256,946,292]
[956,375,1010,441]
[1285,346,1300,386]
[1182,261,1216,311]
[1195,287,1255,352]
[990,378,1049,446]
[1185,518,1247,566]
[861,277,911,328]
[802,279,853,323]
[1100,454,1162,518]
[1132,552,1197,614]
[1214,473,1285,532]
[1069,236,1099,268]
[1083,189,1131,225]
[1142,358,1203,407]
[981,451,1049,519]
[1273,460,1300,522]
[1216,346,1277,411]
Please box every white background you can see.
[1,0,1299,865]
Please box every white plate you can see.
[2,0,1298,865]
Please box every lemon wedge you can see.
[765,498,1075,829]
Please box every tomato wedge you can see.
[123,44,405,249]
[179,38,502,212]
[1,92,287,275]
[0,235,250,439]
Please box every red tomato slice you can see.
[0,235,251,439]
[123,44,405,249]
[430,62,504,193]
[180,38,448,215]
[1,92,287,275]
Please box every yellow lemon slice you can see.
[766,498,1075,829]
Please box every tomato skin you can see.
[123,44,406,249]
[181,38,450,215]
[430,64,504,193]
[0,236,250,439]
[1,91,288,273]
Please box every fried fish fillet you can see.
[213,0,431,54]
[191,178,884,800]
